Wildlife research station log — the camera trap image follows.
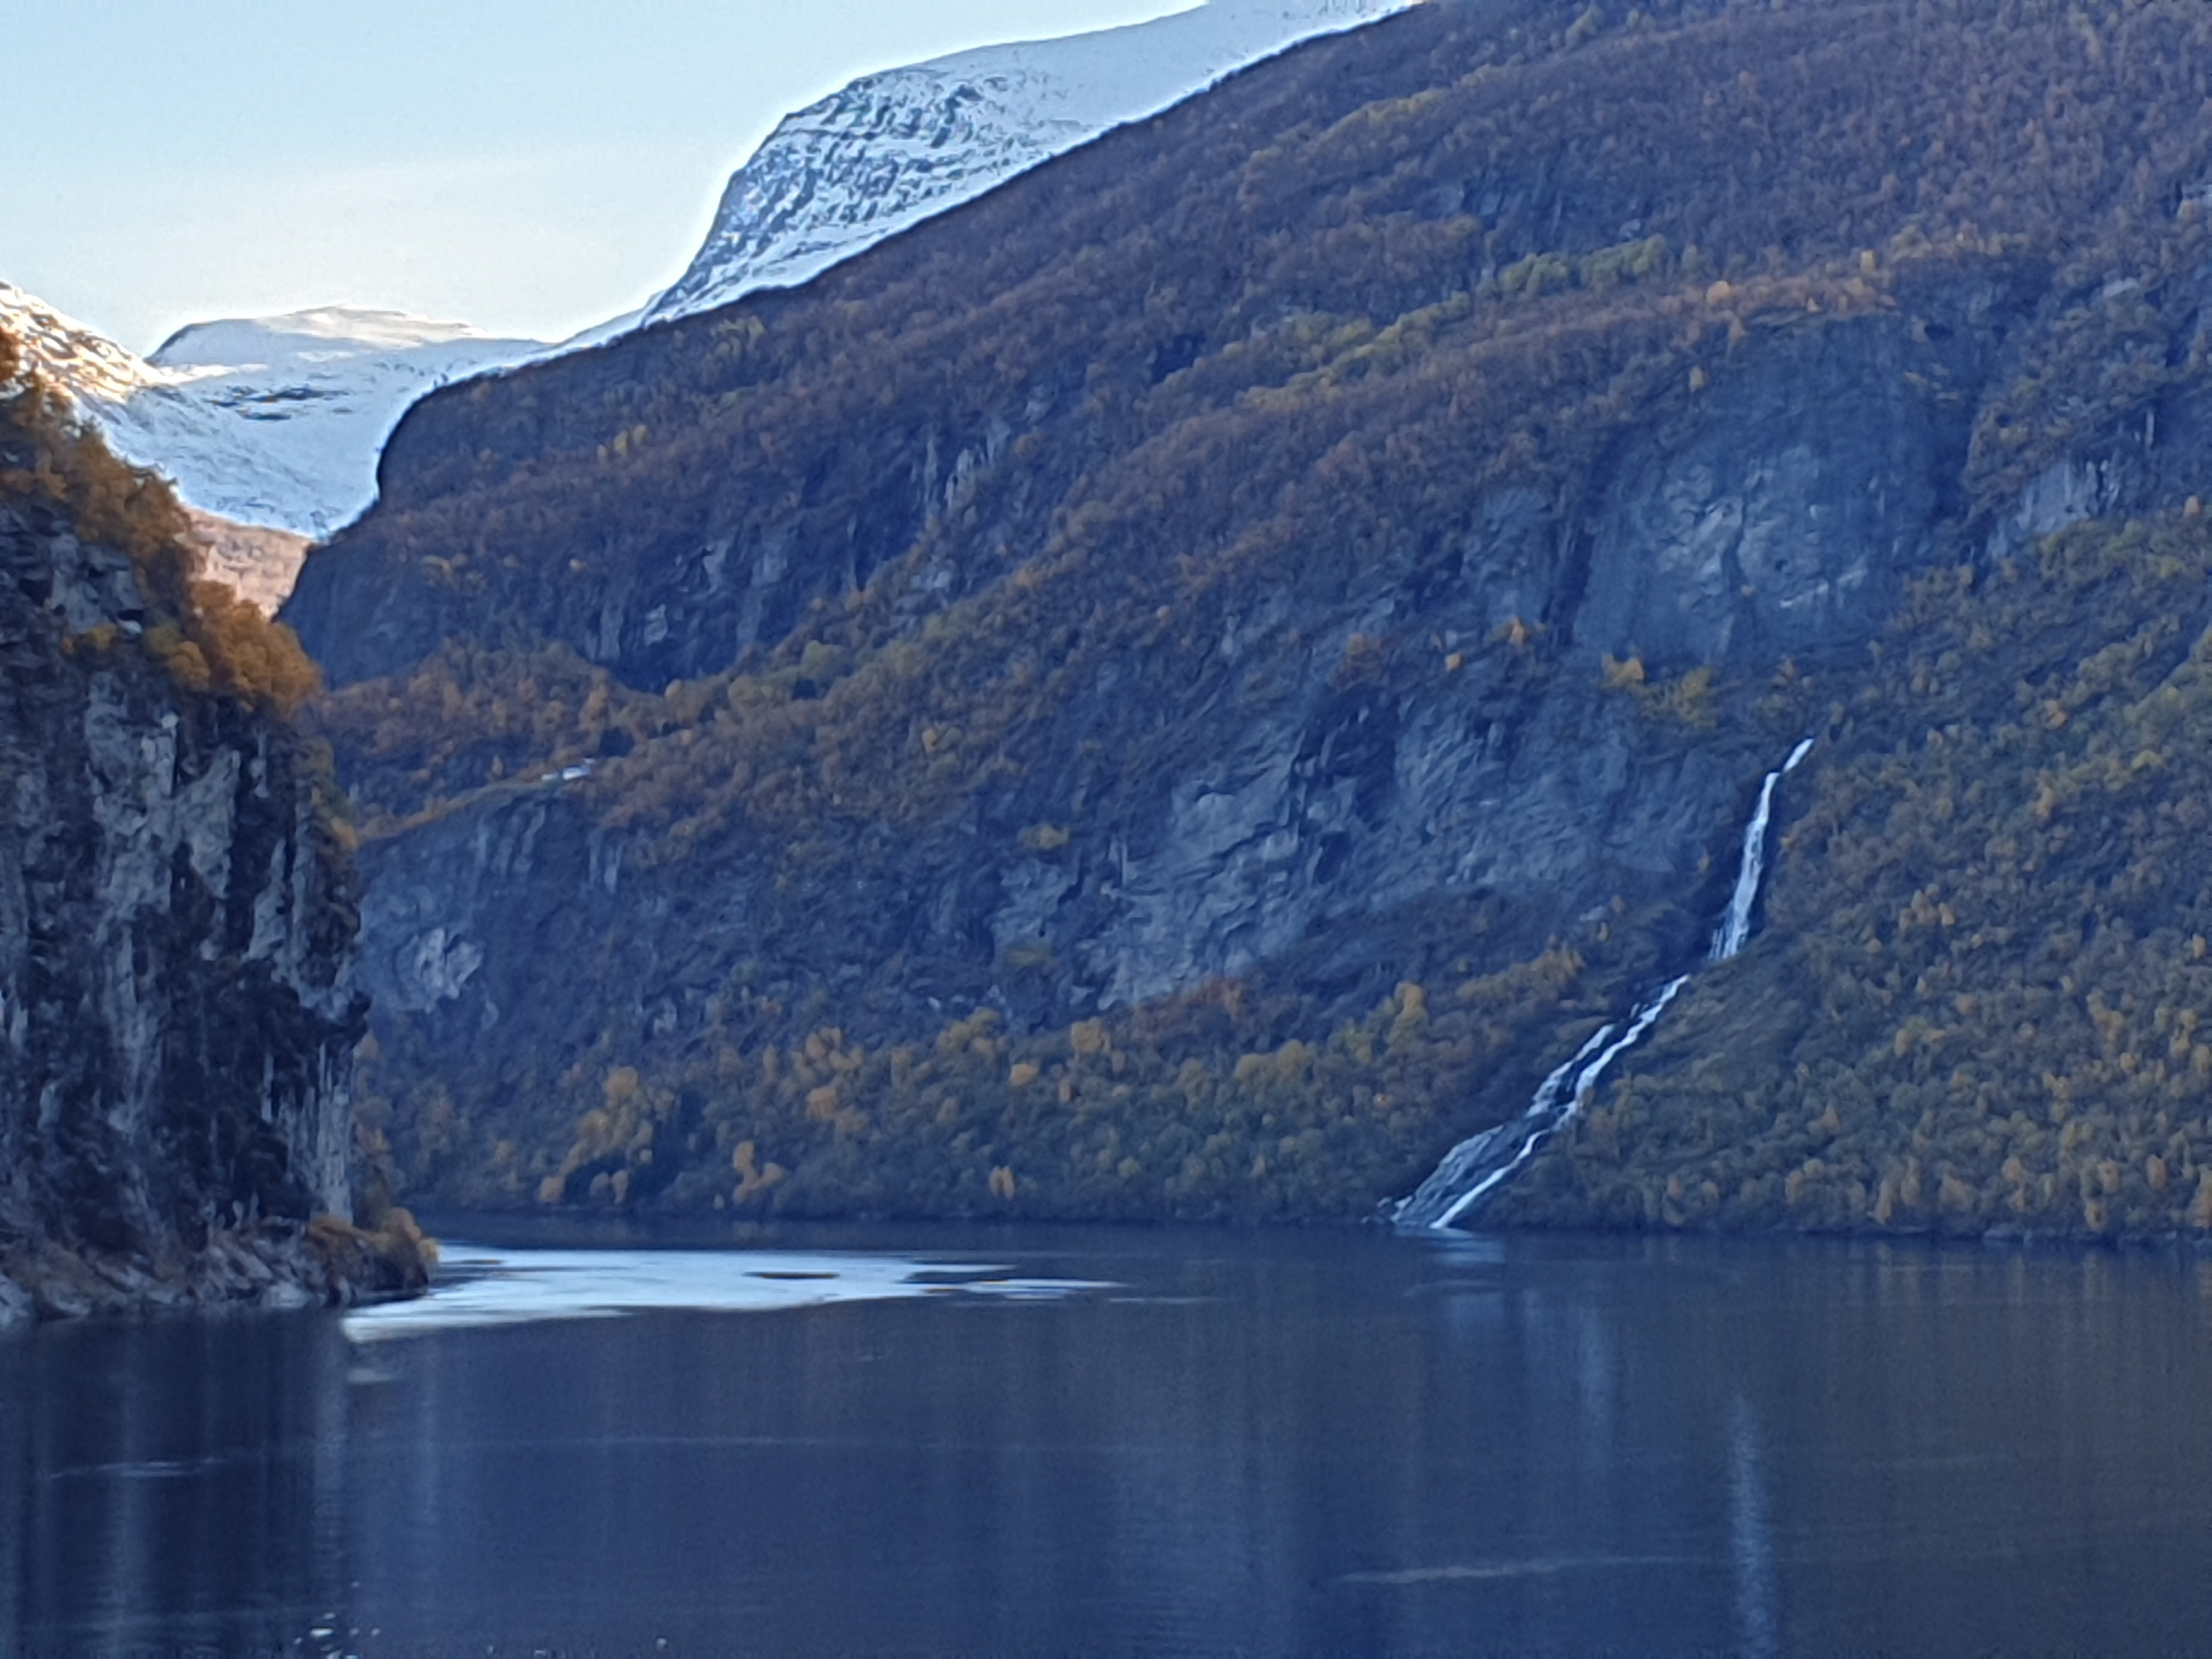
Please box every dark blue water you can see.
[6,1221,2212,1656]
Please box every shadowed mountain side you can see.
[1497,512,2212,1239]
[291,0,2212,1231]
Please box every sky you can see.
[1,1,1198,354]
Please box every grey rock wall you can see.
[280,0,2212,1216]
[0,491,391,1321]
[336,311,1972,1185]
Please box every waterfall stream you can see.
[1709,738,1815,960]
[1391,740,1814,1232]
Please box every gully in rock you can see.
[1393,739,1817,1232]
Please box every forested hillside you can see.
[286,0,2212,1236]
[1505,511,2212,1238]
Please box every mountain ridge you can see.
[647,0,1413,324]
[1,2,1414,551]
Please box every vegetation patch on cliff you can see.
[1511,506,2212,1240]
[1,329,321,713]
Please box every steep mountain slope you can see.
[1495,513,2212,1239]
[0,284,541,543]
[0,324,430,1321]
[647,0,1410,324]
[289,0,2212,1237]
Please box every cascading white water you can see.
[1390,1025,1615,1228]
[1709,738,1815,962]
[1392,740,1814,1232]
[1398,973,1690,1238]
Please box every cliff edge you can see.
[0,325,429,1324]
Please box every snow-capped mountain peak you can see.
[0,283,543,541]
[646,0,1414,323]
[152,307,522,371]
[5,0,1413,557]
[1,281,172,404]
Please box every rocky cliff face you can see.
[0,340,428,1322]
[294,0,2212,1234]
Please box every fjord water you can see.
[7,1227,2212,1656]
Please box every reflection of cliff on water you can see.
[0,1313,359,1651]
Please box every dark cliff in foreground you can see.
[0,328,429,1323]
[289,0,2212,1239]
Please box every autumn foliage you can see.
[0,323,321,712]
[1510,508,2212,1240]
[306,0,2212,1233]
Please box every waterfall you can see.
[1709,737,1815,962]
[1392,740,1814,1232]
[1395,975,1689,1230]
[1390,1024,1616,1229]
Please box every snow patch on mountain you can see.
[646,0,1414,324]
[1,283,541,541]
[3,1,1409,541]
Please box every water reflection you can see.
[2,1228,2211,1655]
[0,1314,362,1652]
[1727,1397,1776,1659]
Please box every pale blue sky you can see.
[2,1,1194,352]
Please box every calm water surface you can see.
[5,1220,2212,1656]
